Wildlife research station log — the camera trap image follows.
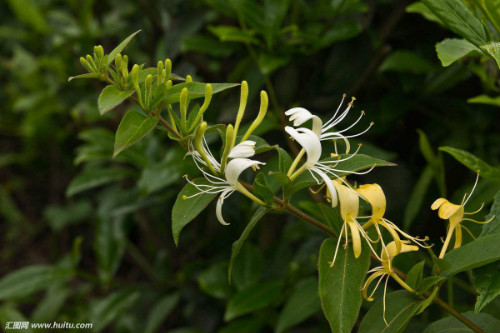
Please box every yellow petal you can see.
[453,225,462,249]
[361,270,386,301]
[335,183,359,221]
[356,183,386,220]
[431,198,448,210]
[438,202,463,220]
[347,219,362,258]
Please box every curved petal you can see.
[438,202,463,220]
[228,140,256,158]
[356,184,386,220]
[347,218,362,258]
[334,182,359,220]
[312,168,338,207]
[216,188,234,225]
[285,107,323,136]
[431,198,448,210]
[285,126,322,167]
[225,158,264,186]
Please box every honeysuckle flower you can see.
[329,180,381,266]
[285,95,373,148]
[361,241,419,325]
[285,126,370,207]
[356,183,430,263]
[431,172,493,258]
[185,137,264,225]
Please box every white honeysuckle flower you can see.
[285,126,370,207]
[185,140,264,225]
[285,95,373,151]
[228,140,256,158]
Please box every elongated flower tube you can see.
[285,126,371,206]
[361,241,419,325]
[329,181,381,267]
[186,135,264,225]
[356,183,430,261]
[431,172,493,258]
[284,95,373,146]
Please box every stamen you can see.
[464,202,485,215]
[463,171,480,206]
[462,216,495,224]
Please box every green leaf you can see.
[198,262,234,300]
[441,233,500,277]
[406,261,425,290]
[228,207,268,282]
[172,178,218,246]
[68,73,102,82]
[276,277,321,333]
[423,311,500,333]
[252,172,274,204]
[473,262,500,313]
[404,166,433,229]
[406,2,443,26]
[66,168,133,197]
[224,280,284,321]
[164,82,239,104]
[107,30,141,65]
[417,286,439,314]
[436,38,480,67]
[209,25,259,44]
[467,94,500,107]
[481,42,500,69]
[419,276,446,293]
[379,50,435,74]
[318,21,362,48]
[98,85,135,115]
[91,291,140,332]
[144,294,180,333]
[113,110,159,157]
[0,304,33,333]
[439,147,500,183]
[318,238,371,333]
[31,284,69,322]
[480,191,500,237]
[182,35,235,57]
[258,53,290,75]
[422,0,488,47]
[6,0,50,33]
[232,244,264,291]
[0,265,71,300]
[290,154,395,195]
[358,291,422,333]
[299,201,343,235]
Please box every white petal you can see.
[228,140,256,158]
[285,107,322,136]
[216,188,234,225]
[225,158,264,186]
[285,126,322,167]
[312,168,339,207]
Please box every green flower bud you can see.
[180,87,189,132]
[131,64,140,84]
[157,61,163,84]
[80,56,93,72]
[242,90,268,141]
[194,121,217,175]
[166,80,173,90]
[145,74,153,108]
[186,75,192,83]
[115,54,122,72]
[188,83,212,133]
[86,54,97,71]
[165,59,172,80]
[233,81,248,146]
[94,45,104,60]
[220,124,234,174]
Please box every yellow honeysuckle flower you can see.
[329,180,381,267]
[356,183,430,261]
[361,241,419,325]
[431,172,493,258]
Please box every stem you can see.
[434,297,485,333]
[439,225,455,258]
[287,148,305,177]
[289,163,308,181]
[391,272,415,294]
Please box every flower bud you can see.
[164,59,172,80]
[242,90,268,141]
[94,45,104,60]
[86,54,97,71]
[115,54,122,72]
[186,75,193,83]
[80,57,93,72]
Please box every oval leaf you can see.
[98,85,135,115]
[107,30,141,65]
[358,290,422,333]
[441,233,500,277]
[319,238,371,333]
[113,110,158,157]
[423,311,500,333]
[172,178,218,246]
[439,146,500,183]
[224,280,283,321]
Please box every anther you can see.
[370,122,375,126]
[361,110,365,115]
[182,195,188,200]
